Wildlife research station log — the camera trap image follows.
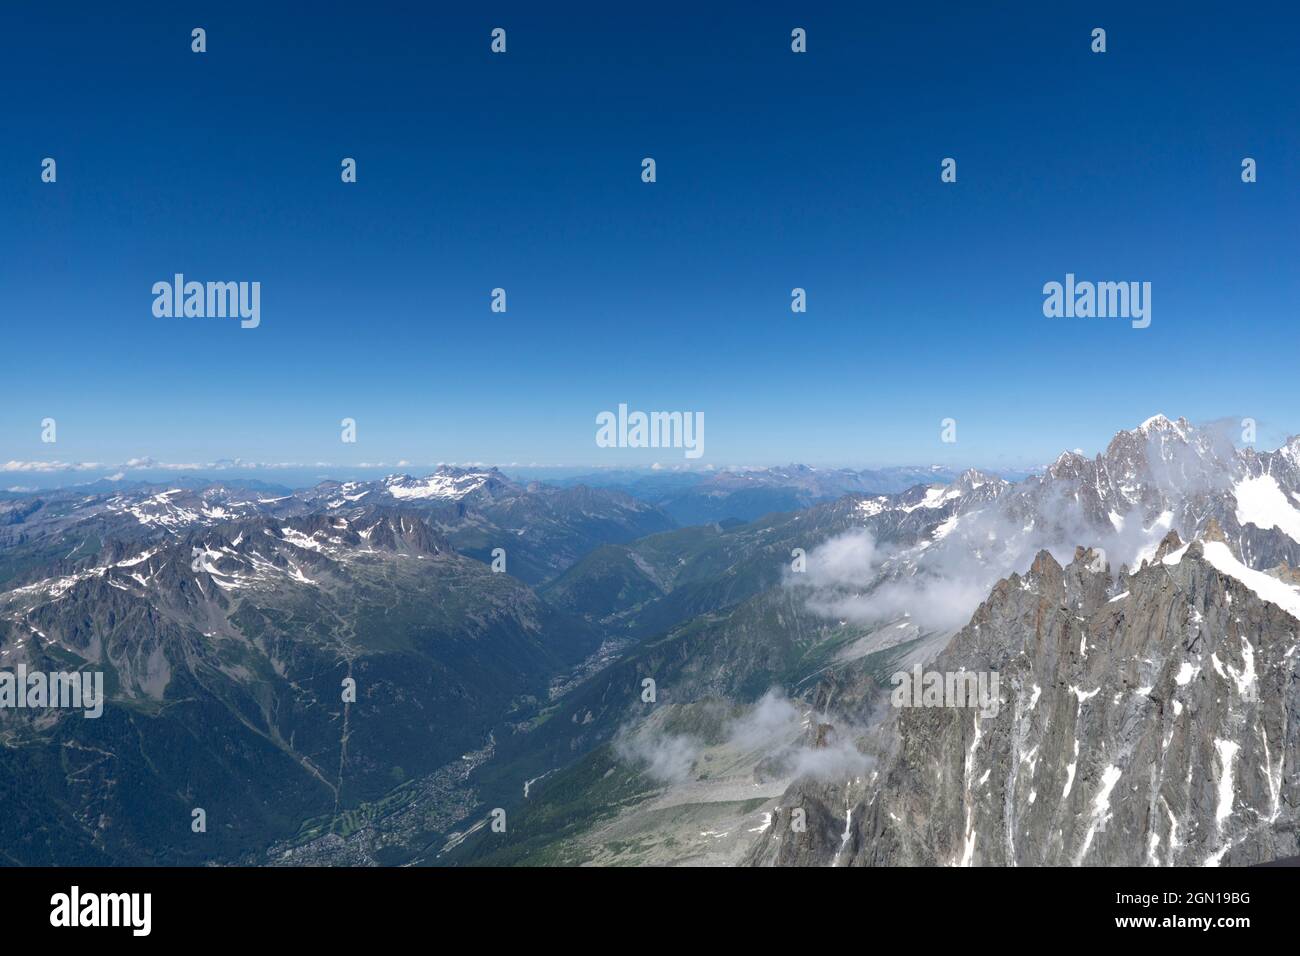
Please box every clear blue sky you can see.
[2,2,1298,478]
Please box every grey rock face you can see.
[750,532,1300,866]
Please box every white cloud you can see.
[1,460,104,473]
[617,689,873,786]
[3,458,324,474]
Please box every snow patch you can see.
[1234,474,1300,545]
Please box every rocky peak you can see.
[1201,516,1228,543]
[1136,413,1191,437]
[1152,529,1184,562]
[1028,548,1063,580]
[1046,450,1088,480]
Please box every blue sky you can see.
[3,2,1298,481]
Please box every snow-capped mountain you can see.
[0,466,674,588]
[303,466,515,508]
[1015,414,1300,570]
[801,416,1300,635]
[742,417,1300,867]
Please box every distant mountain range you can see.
[536,464,1021,525]
[0,466,674,589]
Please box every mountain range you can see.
[2,415,1299,866]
